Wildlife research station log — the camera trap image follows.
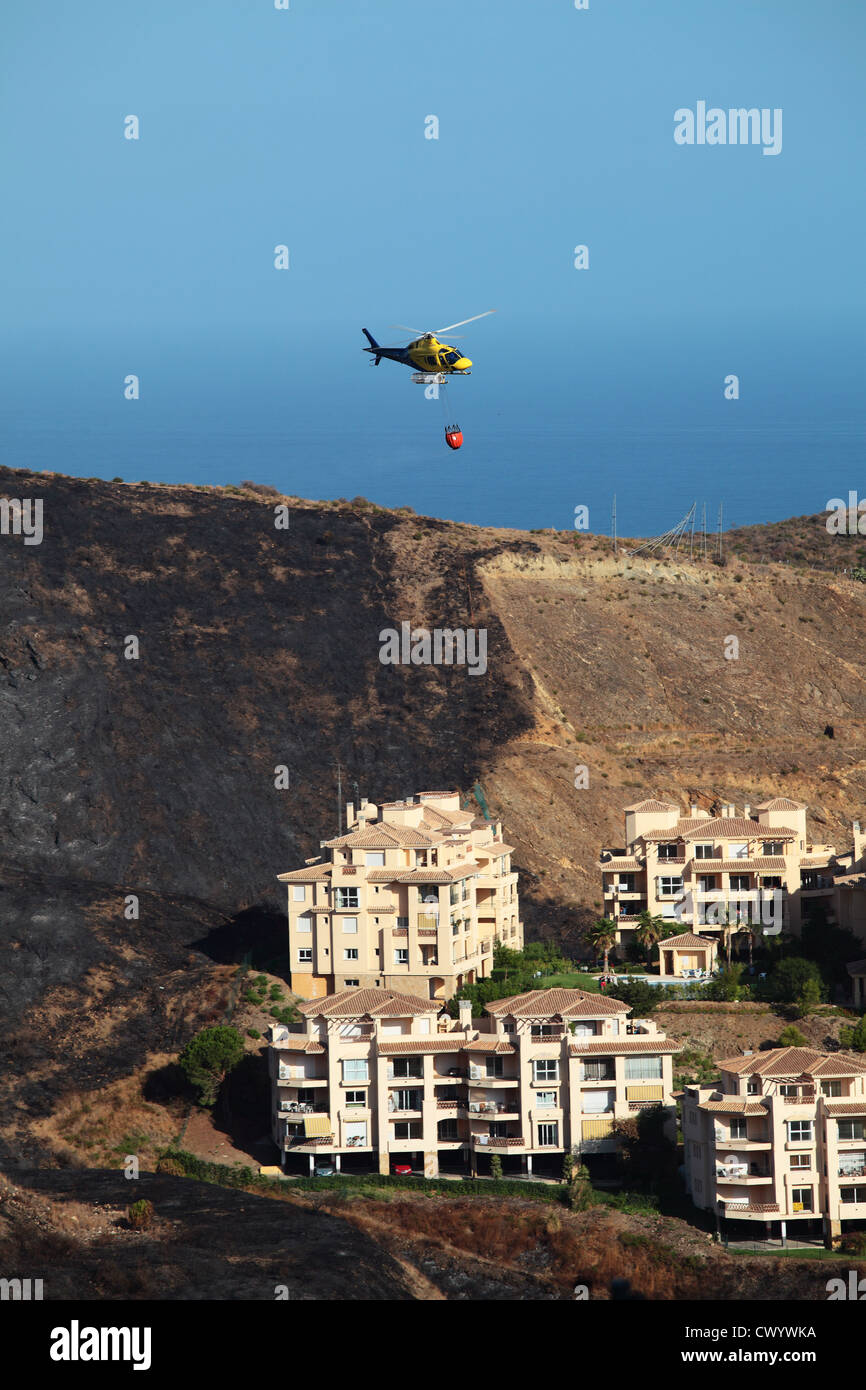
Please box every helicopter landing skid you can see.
[410,372,447,385]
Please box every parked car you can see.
[313,1163,336,1177]
[392,1163,412,1176]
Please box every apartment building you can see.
[598,796,840,955]
[268,985,679,1177]
[279,790,522,1001]
[683,1046,866,1246]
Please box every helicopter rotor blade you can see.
[387,324,428,336]
[432,310,496,334]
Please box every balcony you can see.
[278,1072,328,1086]
[715,1164,772,1183]
[472,1134,525,1150]
[468,1101,518,1116]
[417,912,440,930]
[527,1027,567,1042]
[468,1068,519,1085]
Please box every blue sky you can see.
[2,1,864,530]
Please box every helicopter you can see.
[362,311,495,449]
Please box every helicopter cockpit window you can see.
[443,350,461,364]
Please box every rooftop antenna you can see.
[612,494,617,556]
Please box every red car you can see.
[392,1164,412,1176]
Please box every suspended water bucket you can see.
[444,426,463,450]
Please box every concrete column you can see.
[780,1220,786,1247]
[378,1149,389,1176]
[526,1155,533,1176]
[824,1216,841,1250]
[308,1155,314,1176]
[335,1155,341,1172]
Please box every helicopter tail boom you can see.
[362,328,382,365]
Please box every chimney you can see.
[744,803,751,818]
[346,802,356,829]
[690,803,698,816]
[458,999,473,1030]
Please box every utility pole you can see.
[612,494,617,555]
[717,504,723,562]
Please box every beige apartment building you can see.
[683,1046,866,1246]
[279,791,522,1001]
[268,985,679,1177]
[598,797,842,957]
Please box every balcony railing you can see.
[473,1135,524,1148]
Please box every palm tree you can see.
[585,917,618,976]
[634,910,666,963]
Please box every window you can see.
[438,1119,459,1141]
[296,913,312,934]
[657,843,679,860]
[692,1142,702,1158]
[790,1153,811,1169]
[344,978,359,987]
[342,1059,368,1083]
[343,948,359,961]
[392,1058,422,1079]
[345,1090,366,1107]
[838,1120,866,1141]
[397,916,409,928]
[298,948,312,962]
[393,1121,423,1140]
[657,876,683,897]
[334,888,359,910]
[530,1024,560,1038]
[762,876,782,889]
[841,1187,866,1204]
[583,1089,614,1114]
[297,1089,315,1104]
[821,1080,842,1097]
[792,1187,813,1212]
[788,1120,813,1143]
[698,875,717,892]
[536,1091,556,1108]
[392,1089,423,1111]
[728,842,749,859]
[485,1058,504,1078]
[394,949,408,965]
[729,1117,747,1139]
[618,874,635,891]
[581,1061,614,1081]
[365,852,385,867]
[625,1057,662,1080]
[533,1060,559,1083]
[452,922,459,936]
[342,917,358,934]
[729,875,750,893]
[572,1023,596,1038]
[694,844,715,859]
[538,1122,559,1147]
[747,1078,761,1095]
[292,885,306,901]
[763,841,783,856]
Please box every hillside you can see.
[2,468,866,1168]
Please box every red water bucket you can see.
[445,428,463,450]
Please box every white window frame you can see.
[298,948,312,962]
[343,948,359,961]
[342,917,358,934]
[342,1059,368,1083]
[537,1122,559,1147]
[292,885,306,901]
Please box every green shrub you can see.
[247,1028,261,1040]
[128,1199,154,1230]
[778,1024,808,1047]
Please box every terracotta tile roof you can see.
[569,1038,680,1055]
[378,1038,464,1054]
[703,857,787,871]
[623,799,680,813]
[599,857,643,871]
[271,1036,325,1054]
[722,1202,780,1213]
[685,818,797,840]
[377,824,439,847]
[417,790,461,799]
[397,867,477,883]
[698,1099,768,1115]
[277,865,332,882]
[365,870,400,883]
[800,855,833,868]
[719,1047,866,1077]
[656,931,717,949]
[297,987,440,1018]
[824,1101,866,1115]
[642,819,711,840]
[486,988,630,1018]
[483,844,514,857]
[755,797,805,811]
[463,1038,517,1054]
